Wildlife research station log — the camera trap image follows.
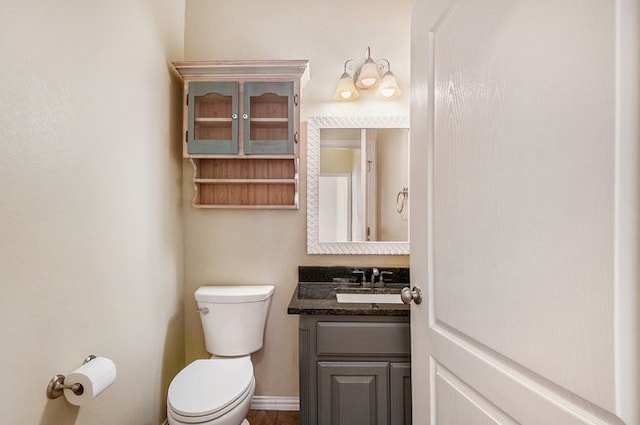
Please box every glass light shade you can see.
[376,72,401,100]
[356,59,380,89]
[333,74,360,101]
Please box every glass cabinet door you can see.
[188,81,239,154]
[243,81,295,155]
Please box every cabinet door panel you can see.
[244,81,294,154]
[318,362,388,425]
[390,363,412,425]
[188,81,239,154]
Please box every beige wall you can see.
[320,148,356,174]
[0,1,185,424]
[184,0,414,397]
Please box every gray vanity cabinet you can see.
[299,315,412,425]
[390,362,412,425]
[318,361,389,425]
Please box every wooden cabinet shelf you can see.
[194,178,296,184]
[250,118,288,123]
[172,60,309,209]
[194,118,233,123]
[189,157,299,209]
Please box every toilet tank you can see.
[195,285,275,356]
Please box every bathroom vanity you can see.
[288,266,411,425]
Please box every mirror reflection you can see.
[319,128,409,242]
[307,116,410,255]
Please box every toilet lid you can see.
[168,357,253,418]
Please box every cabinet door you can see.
[187,81,239,154]
[243,81,295,154]
[318,361,389,425]
[390,363,412,425]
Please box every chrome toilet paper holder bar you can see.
[46,355,96,399]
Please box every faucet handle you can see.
[380,271,394,284]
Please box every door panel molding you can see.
[432,358,517,425]
[430,321,624,424]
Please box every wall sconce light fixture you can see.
[333,47,402,102]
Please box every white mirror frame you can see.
[307,116,410,255]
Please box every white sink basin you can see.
[336,292,404,304]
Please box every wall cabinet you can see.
[188,81,296,156]
[299,315,412,425]
[172,60,309,209]
[187,81,239,155]
[243,81,295,155]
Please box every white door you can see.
[409,1,639,424]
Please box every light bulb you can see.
[360,77,377,87]
[356,59,380,89]
[376,72,401,100]
[379,87,396,98]
[334,73,360,101]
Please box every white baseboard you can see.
[161,395,299,424]
[250,395,300,411]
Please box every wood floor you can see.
[246,410,299,425]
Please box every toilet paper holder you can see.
[46,355,96,399]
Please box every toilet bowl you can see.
[167,357,254,425]
[166,285,274,425]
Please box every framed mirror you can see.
[307,116,410,255]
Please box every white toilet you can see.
[167,285,275,425]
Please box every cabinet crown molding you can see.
[171,60,310,87]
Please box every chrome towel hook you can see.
[396,187,408,213]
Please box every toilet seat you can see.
[168,357,254,423]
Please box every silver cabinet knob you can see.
[401,286,423,305]
[232,113,238,119]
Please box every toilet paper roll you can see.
[63,357,117,406]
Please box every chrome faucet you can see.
[372,269,394,287]
[371,268,380,285]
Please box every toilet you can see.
[167,285,275,425]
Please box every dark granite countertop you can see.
[287,265,410,317]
